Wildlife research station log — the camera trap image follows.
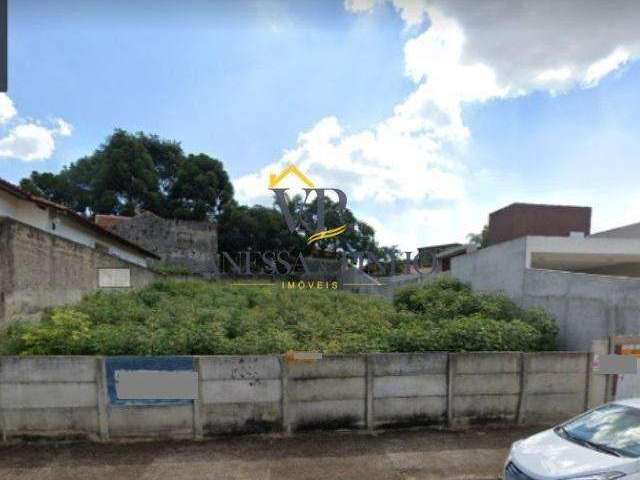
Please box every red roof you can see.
[0,177,160,260]
[95,214,132,230]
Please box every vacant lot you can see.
[0,278,557,355]
[0,427,541,480]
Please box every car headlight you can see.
[568,472,626,480]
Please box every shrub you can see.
[17,309,93,355]
[0,278,558,355]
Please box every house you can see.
[417,242,462,268]
[433,244,474,272]
[0,178,160,325]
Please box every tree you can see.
[218,203,306,255]
[169,154,233,221]
[20,129,234,221]
[287,193,378,255]
[467,224,489,248]
[91,130,161,216]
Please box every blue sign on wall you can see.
[105,356,196,406]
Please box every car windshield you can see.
[557,404,640,458]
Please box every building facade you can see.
[487,203,591,246]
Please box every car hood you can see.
[511,429,637,479]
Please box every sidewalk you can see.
[0,427,542,480]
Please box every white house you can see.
[0,177,158,267]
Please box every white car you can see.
[506,399,640,480]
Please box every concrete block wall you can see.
[285,355,366,431]
[518,352,590,424]
[370,353,447,428]
[0,351,603,442]
[199,356,282,435]
[0,357,100,440]
[449,352,521,425]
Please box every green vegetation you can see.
[153,262,194,276]
[0,278,557,355]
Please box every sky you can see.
[2,0,640,251]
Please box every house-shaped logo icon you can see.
[269,164,315,188]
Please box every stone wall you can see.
[0,351,602,442]
[0,218,157,326]
[105,212,217,276]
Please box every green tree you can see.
[91,130,161,216]
[285,193,378,255]
[218,203,306,255]
[169,154,234,221]
[467,224,489,248]
[20,129,234,221]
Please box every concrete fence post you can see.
[446,353,455,427]
[516,353,527,425]
[95,357,110,441]
[193,357,204,440]
[584,352,593,411]
[365,354,374,431]
[280,356,291,435]
[0,357,5,443]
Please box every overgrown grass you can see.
[0,277,558,355]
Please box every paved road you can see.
[0,427,541,480]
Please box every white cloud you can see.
[0,124,56,162]
[53,117,73,137]
[234,0,640,250]
[0,93,16,124]
[0,96,72,162]
[583,48,631,88]
[390,0,428,26]
[344,0,378,14]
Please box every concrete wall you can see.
[0,352,603,442]
[199,356,282,435]
[371,353,448,428]
[522,268,640,351]
[0,357,100,440]
[0,218,158,326]
[286,355,366,431]
[449,352,521,425]
[451,237,527,298]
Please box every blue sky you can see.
[5,0,407,179]
[2,0,640,250]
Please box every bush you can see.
[393,277,558,350]
[15,309,93,355]
[0,278,558,355]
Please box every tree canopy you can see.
[20,129,233,221]
[20,129,389,258]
